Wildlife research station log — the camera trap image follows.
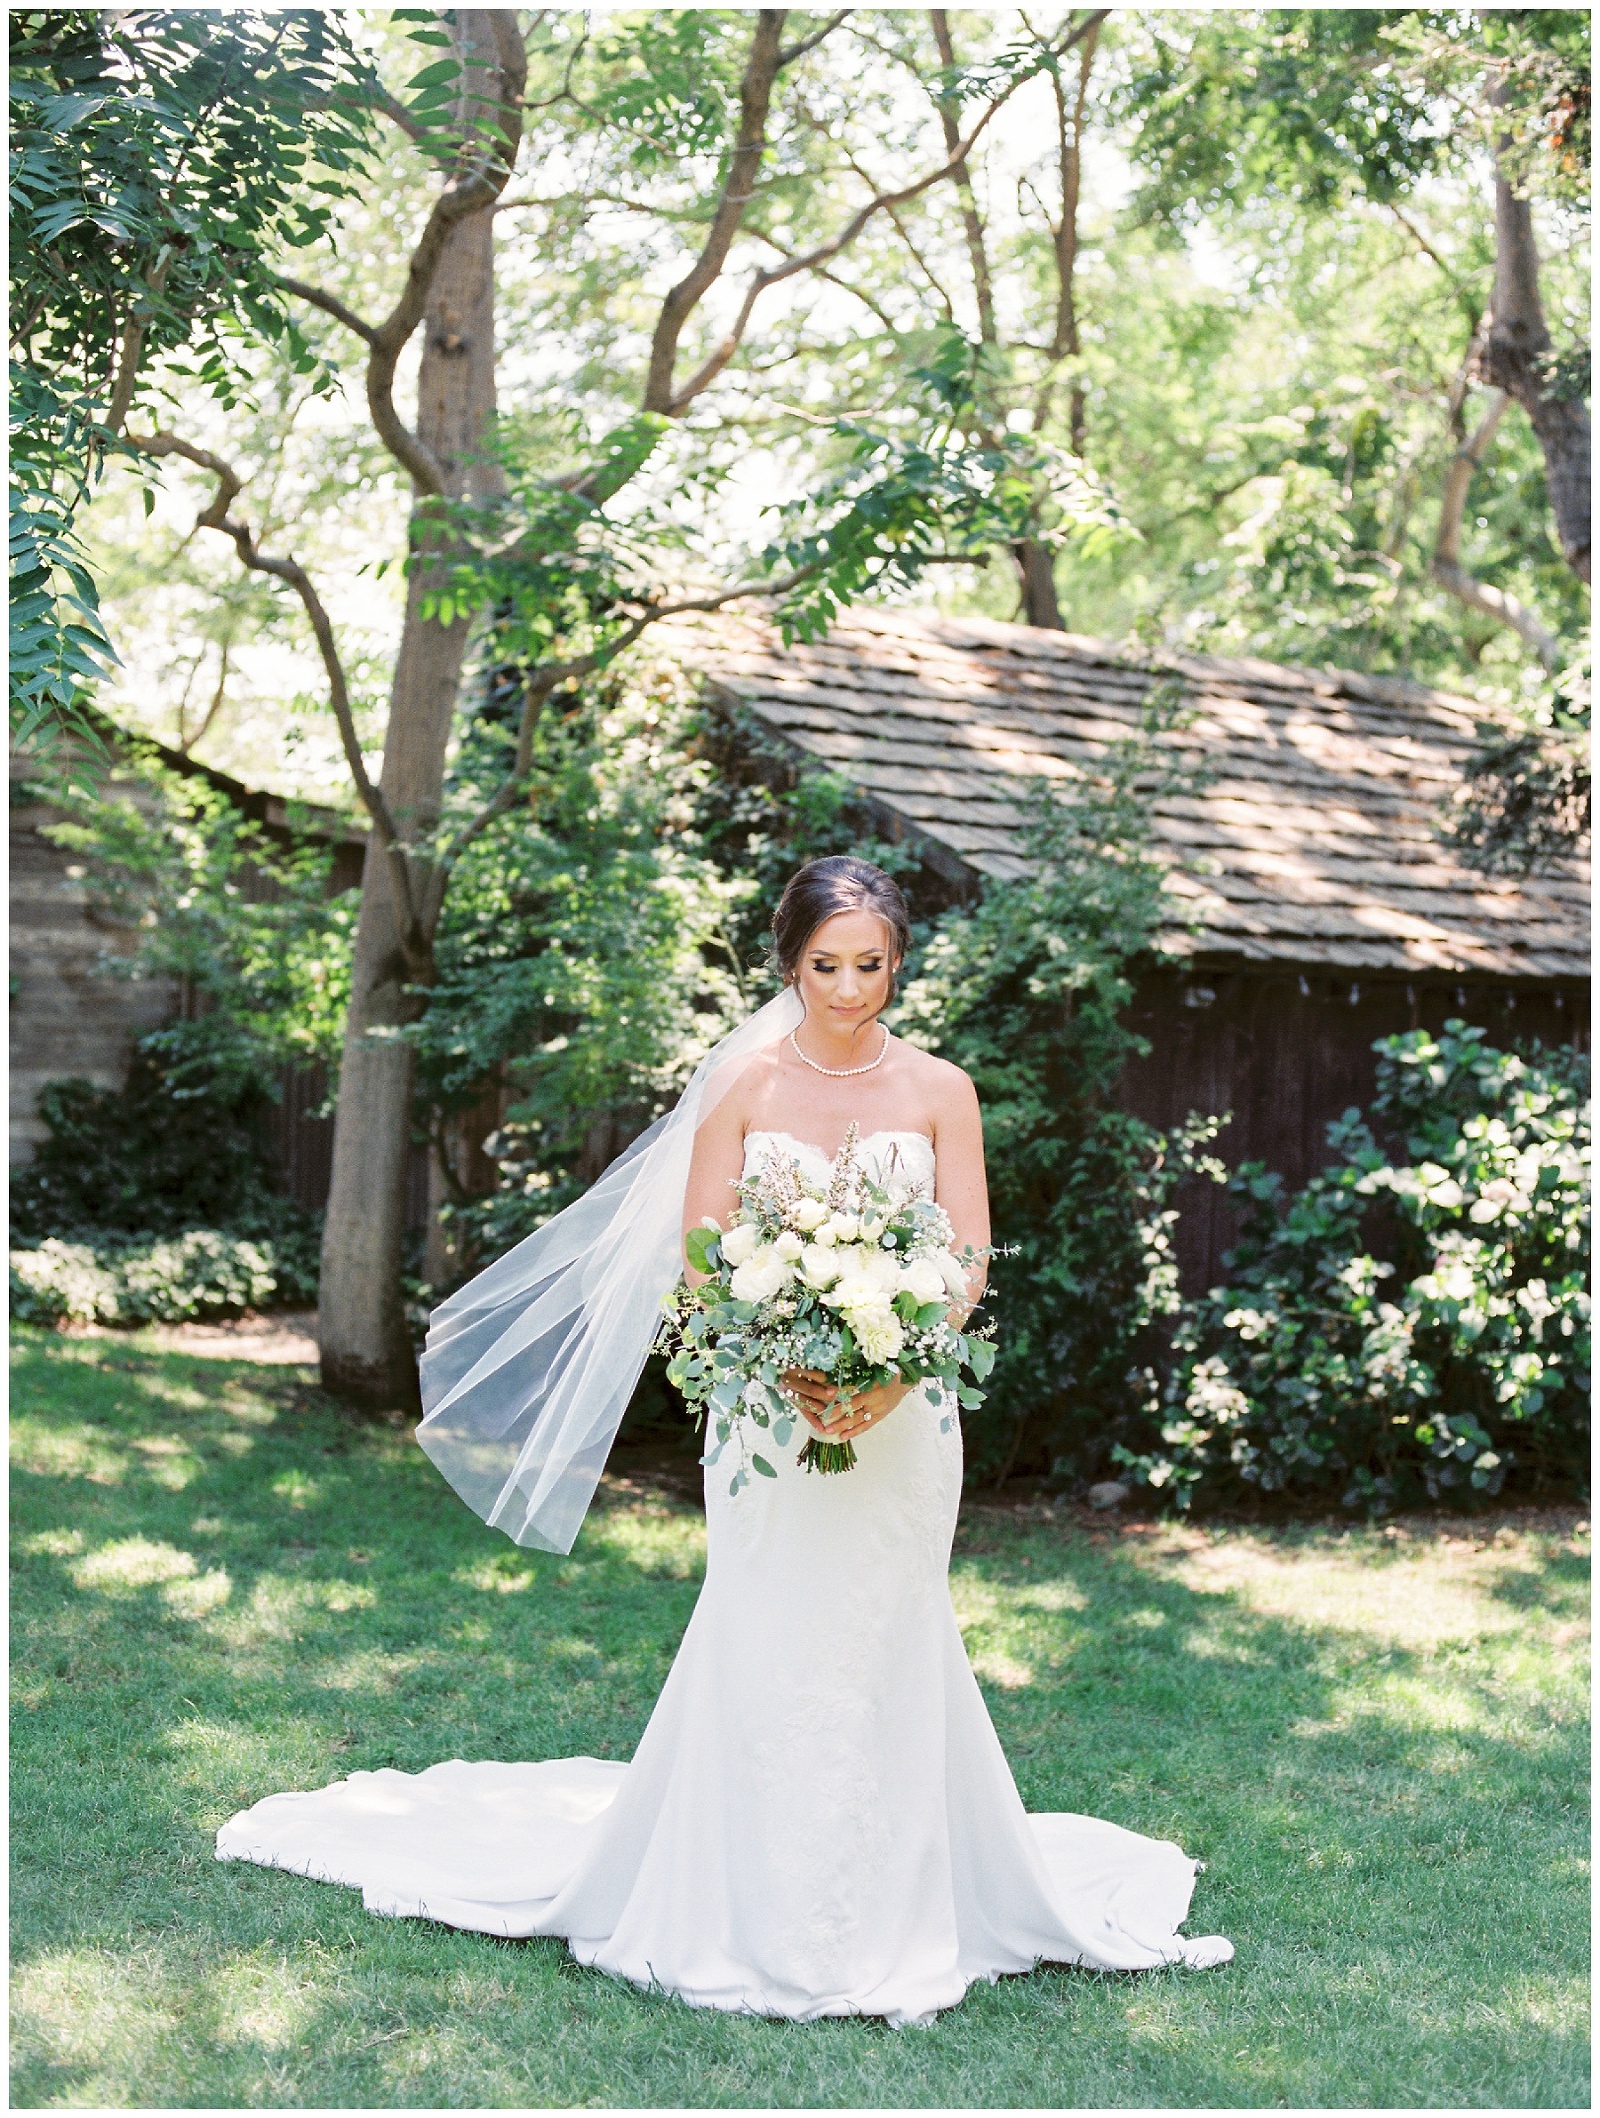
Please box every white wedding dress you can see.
[217,1130,1231,2024]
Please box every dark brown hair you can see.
[771,857,912,1000]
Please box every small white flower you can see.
[773,1230,804,1262]
[720,1221,762,1268]
[791,1197,829,1232]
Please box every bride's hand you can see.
[782,1369,912,1440]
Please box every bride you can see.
[217,856,1231,2025]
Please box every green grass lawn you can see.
[10,1327,1590,2110]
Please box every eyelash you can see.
[810,959,882,972]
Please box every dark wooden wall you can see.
[1117,964,1589,1292]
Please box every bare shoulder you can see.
[892,1039,980,1119]
[705,1040,787,1126]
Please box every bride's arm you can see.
[931,1065,990,1320]
[681,1087,750,1284]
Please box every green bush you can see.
[10,1056,312,1245]
[898,730,1223,1489]
[420,657,925,1282]
[11,749,342,1326]
[9,1225,315,1326]
[1118,1023,1591,1514]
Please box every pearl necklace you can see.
[788,1025,890,1078]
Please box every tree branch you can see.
[373,83,428,143]
[272,274,379,345]
[779,10,852,69]
[1477,167,1591,583]
[104,257,171,439]
[1430,389,1562,671]
[928,11,996,344]
[124,428,430,942]
[644,10,787,416]
[366,11,527,496]
[661,29,1096,420]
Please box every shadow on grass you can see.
[10,1332,1590,2110]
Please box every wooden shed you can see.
[680,606,1590,1286]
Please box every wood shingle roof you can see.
[676,607,1589,984]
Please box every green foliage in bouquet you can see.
[1117,1024,1590,1515]
[659,1126,995,1493]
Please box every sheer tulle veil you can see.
[418,984,804,1553]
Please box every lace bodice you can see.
[742,1128,936,1204]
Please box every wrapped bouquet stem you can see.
[658,1123,997,1495]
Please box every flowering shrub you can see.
[1118,1023,1590,1513]
[9,1225,314,1326]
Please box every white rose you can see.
[898,1256,948,1307]
[825,1213,860,1244]
[792,1197,829,1232]
[720,1221,762,1268]
[773,1230,804,1261]
[939,1250,971,1300]
[849,1305,905,1365]
[828,1248,900,1312]
[798,1244,842,1290]
[861,1213,886,1241]
[729,1247,791,1304]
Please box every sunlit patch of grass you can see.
[70,1536,199,1594]
[10,1327,1590,2111]
[11,1420,128,1485]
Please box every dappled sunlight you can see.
[62,1531,232,1622]
[1133,1520,1589,1654]
[11,1332,1587,2109]
[950,1565,1092,1693]
[165,1568,233,1618]
[455,1554,536,1594]
[1176,1624,1272,1666]
[269,1469,324,1510]
[312,1646,423,1694]
[18,1526,85,1558]
[71,1536,199,1594]
[196,1571,379,1650]
[130,1434,202,1488]
[580,1501,707,1580]
[969,1649,1035,1690]
[204,1954,323,2052]
[13,1949,183,2074]
[13,1419,127,1484]
[1010,1578,1088,1615]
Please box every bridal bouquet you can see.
[658,1123,996,1493]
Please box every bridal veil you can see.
[417,985,802,1554]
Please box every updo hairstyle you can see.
[770,856,912,1004]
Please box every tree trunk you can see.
[319,199,503,1408]
[1479,171,1591,584]
[1012,538,1064,628]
